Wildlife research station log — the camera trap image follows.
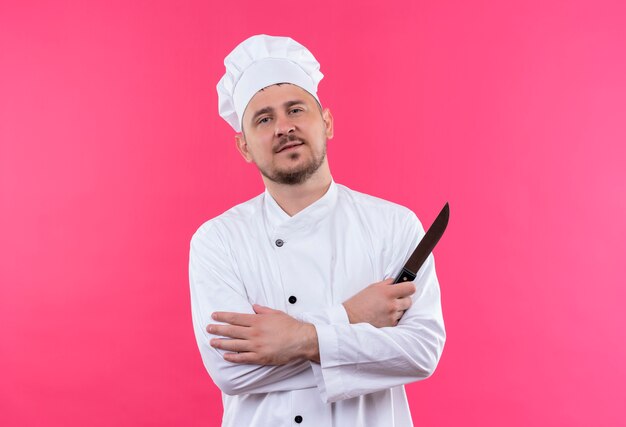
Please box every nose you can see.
[274,114,295,137]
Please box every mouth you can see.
[275,141,304,153]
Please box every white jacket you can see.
[189,181,446,426]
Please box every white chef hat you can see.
[216,34,324,132]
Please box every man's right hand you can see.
[342,279,416,328]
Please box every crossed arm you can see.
[207,278,417,366]
[190,214,445,401]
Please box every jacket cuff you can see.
[309,322,346,403]
[297,304,350,326]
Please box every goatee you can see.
[260,135,327,185]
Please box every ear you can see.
[235,133,253,162]
[322,108,334,140]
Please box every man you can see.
[189,34,445,426]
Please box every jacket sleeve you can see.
[189,223,318,396]
[308,211,447,403]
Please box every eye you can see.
[257,116,271,125]
[289,107,303,114]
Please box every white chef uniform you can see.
[189,181,446,426]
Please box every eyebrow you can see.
[250,107,273,123]
[250,100,307,123]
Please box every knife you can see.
[393,202,450,284]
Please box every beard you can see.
[258,134,327,185]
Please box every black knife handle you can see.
[393,268,417,284]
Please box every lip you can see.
[276,141,304,153]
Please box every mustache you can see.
[274,134,306,153]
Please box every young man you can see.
[189,34,445,426]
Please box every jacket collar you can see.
[263,180,338,232]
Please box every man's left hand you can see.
[207,304,320,365]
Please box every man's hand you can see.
[207,304,320,365]
[343,278,416,327]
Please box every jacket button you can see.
[288,296,297,304]
[294,415,303,423]
[275,239,284,247]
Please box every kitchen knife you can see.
[393,202,449,284]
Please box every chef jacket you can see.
[189,181,446,426]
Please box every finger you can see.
[207,324,250,339]
[210,338,253,353]
[252,304,280,314]
[223,351,263,364]
[396,296,413,311]
[212,311,256,326]
[395,311,406,324]
[389,281,416,298]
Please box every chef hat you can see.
[217,34,324,132]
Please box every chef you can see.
[189,34,446,426]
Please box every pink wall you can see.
[1,1,625,426]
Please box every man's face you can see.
[236,84,333,185]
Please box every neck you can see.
[263,163,332,216]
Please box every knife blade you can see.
[393,202,449,284]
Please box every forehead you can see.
[243,84,317,117]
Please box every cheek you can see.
[244,131,272,149]
[247,141,273,163]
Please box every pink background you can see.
[1,0,625,426]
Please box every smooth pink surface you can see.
[2,1,625,426]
